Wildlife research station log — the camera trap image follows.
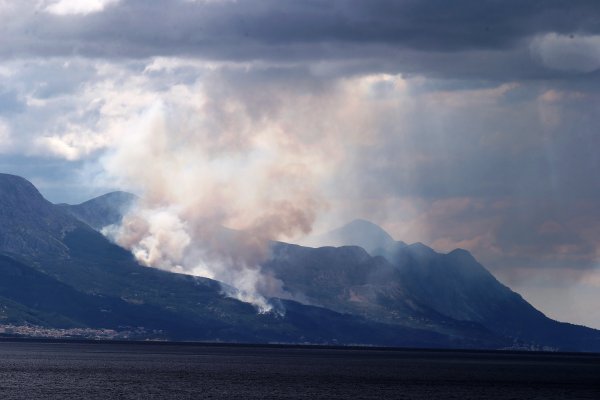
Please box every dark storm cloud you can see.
[3,0,600,80]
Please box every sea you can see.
[0,340,599,399]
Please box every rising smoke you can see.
[100,70,374,311]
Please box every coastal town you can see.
[0,324,162,340]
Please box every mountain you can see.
[378,244,600,351]
[58,191,137,230]
[0,173,486,347]
[262,242,503,346]
[0,174,78,258]
[2,173,599,351]
[301,219,405,253]
[292,219,600,351]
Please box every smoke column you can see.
[100,72,369,311]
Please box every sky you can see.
[1,0,599,326]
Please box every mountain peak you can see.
[75,191,137,207]
[447,248,475,260]
[0,173,82,257]
[60,191,137,230]
[404,242,437,258]
[303,219,396,253]
[0,173,48,205]
[0,173,33,184]
[345,219,392,232]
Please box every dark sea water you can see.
[0,340,599,399]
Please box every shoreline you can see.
[2,336,599,357]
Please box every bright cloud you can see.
[42,0,120,15]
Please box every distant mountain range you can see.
[1,173,599,351]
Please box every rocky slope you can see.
[290,220,600,351]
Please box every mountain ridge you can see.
[59,191,137,230]
[0,173,498,348]
[311,219,600,351]
[1,173,599,351]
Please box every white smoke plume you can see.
[100,70,374,311]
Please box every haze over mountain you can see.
[301,219,404,254]
[1,173,599,351]
[272,221,600,351]
[58,191,137,230]
[0,173,484,347]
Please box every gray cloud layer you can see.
[2,0,600,80]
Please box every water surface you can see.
[0,340,598,399]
